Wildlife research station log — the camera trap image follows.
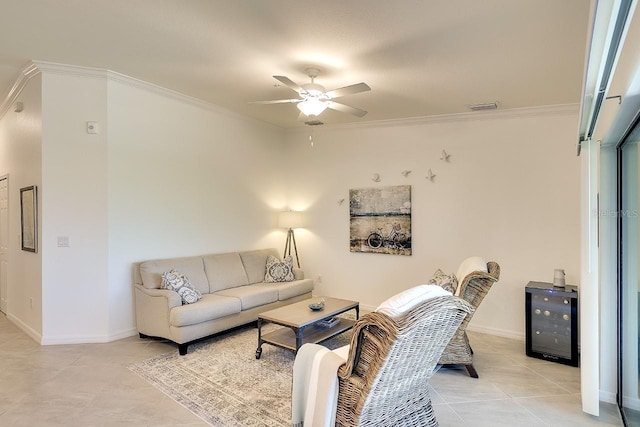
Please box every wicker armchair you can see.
[336,296,473,426]
[333,295,474,426]
[438,261,500,378]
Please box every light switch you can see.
[57,236,70,247]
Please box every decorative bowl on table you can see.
[308,299,325,311]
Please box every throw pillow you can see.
[264,255,295,283]
[429,269,458,295]
[161,269,202,304]
[375,284,451,318]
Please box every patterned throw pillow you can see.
[428,269,458,295]
[161,269,202,304]
[264,255,295,283]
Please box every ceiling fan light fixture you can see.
[302,83,325,97]
[297,98,328,117]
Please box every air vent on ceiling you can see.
[467,102,498,112]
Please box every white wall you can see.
[105,76,287,338]
[39,70,110,343]
[0,73,43,340]
[0,63,582,344]
[2,64,288,343]
[284,107,581,339]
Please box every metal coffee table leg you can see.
[256,318,264,359]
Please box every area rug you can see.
[129,323,352,427]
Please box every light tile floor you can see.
[431,332,622,426]
[0,313,623,426]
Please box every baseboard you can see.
[40,327,138,345]
[600,390,617,404]
[467,324,524,341]
[622,395,640,411]
[108,327,139,341]
[7,313,42,343]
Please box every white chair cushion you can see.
[455,256,488,296]
[375,284,451,318]
[332,344,350,361]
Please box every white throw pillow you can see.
[161,269,202,304]
[455,256,488,296]
[264,255,295,283]
[375,284,451,318]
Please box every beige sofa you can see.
[133,248,313,355]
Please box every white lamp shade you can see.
[279,211,305,229]
[297,99,328,117]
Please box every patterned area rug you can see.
[129,323,352,426]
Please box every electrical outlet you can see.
[316,275,322,284]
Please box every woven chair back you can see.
[336,296,473,426]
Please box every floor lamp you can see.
[278,211,304,268]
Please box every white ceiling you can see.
[0,0,592,128]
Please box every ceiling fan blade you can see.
[273,75,303,93]
[249,99,302,104]
[326,101,368,117]
[325,82,371,99]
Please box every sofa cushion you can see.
[264,255,295,283]
[214,284,278,310]
[161,269,202,304]
[139,256,209,294]
[240,248,280,284]
[203,252,249,292]
[169,294,242,327]
[262,279,314,301]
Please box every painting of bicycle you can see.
[349,185,412,256]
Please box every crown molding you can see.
[2,60,578,133]
[286,103,580,134]
[105,69,281,131]
[1,60,281,132]
[32,60,109,80]
[0,62,40,119]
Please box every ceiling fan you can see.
[251,67,371,121]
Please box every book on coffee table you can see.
[317,317,340,328]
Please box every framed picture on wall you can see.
[20,185,37,253]
[349,185,412,256]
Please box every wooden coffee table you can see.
[255,297,359,359]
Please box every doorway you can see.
[0,175,7,314]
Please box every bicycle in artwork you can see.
[366,223,408,249]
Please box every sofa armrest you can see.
[294,268,305,280]
[135,284,182,307]
[134,284,181,338]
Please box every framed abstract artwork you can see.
[349,185,411,255]
[20,185,37,252]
